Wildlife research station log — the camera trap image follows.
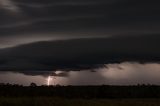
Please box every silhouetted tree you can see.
[30,82,37,87]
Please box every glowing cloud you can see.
[0,0,20,13]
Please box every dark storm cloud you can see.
[0,34,160,71]
[0,0,160,70]
[18,71,69,77]
[0,0,160,37]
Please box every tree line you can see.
[0,83,160,98]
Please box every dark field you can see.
[0,98,160,106]
[1,85,160,98]
[1,85,160,106]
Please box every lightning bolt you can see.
[47,76,52,86]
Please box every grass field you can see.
[0,97,160,106]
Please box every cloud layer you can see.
[0,34,160,71]
[0,0,160,71]
[1,62,160,85]
[0,0,160,48]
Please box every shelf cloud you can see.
[0,0,160,71]
[0,34,160,71]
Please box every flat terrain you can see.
[0,85,160,106]
[0,98,160,106]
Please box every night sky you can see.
[0,0,160,74]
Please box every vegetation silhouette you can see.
[0,83,160,98]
